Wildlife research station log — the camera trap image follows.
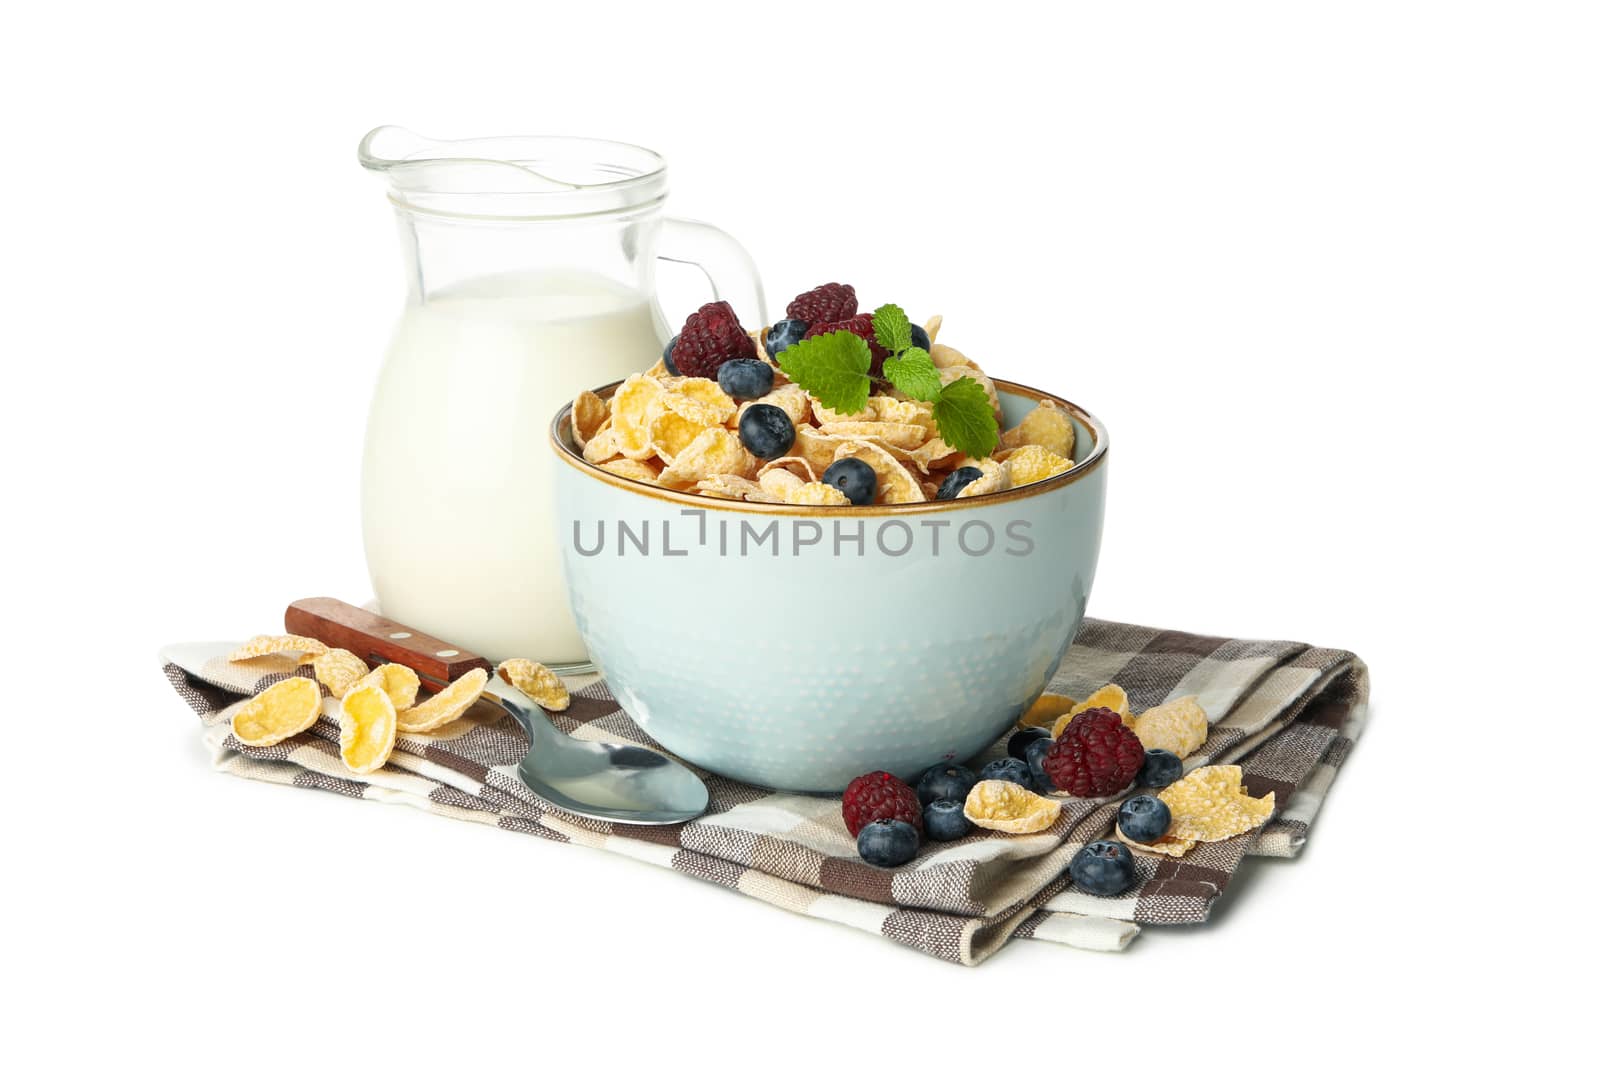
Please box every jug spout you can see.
[357,126,668,219]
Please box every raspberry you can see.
[1041,708,1146,798]
[805,313,891,374]
[786,282,857,325]
[841,771,923,838]
[671,300,756,379]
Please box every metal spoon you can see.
[481,674,708,824]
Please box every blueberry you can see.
[1117,794,1172,844]
[916,762,978,806]
[1024,736,1055,793]
[738,403,796,460]
[1008,726,1051,761]
[1136,749,1184,789]
[822,457,877,505]
[662,335,680,376]
[857,818,920,867]
[978,757,1033,789]
[765,318,808,358]
[935,466,984,500]
[716,358,773,400]
[910,323,931,351]
[1068,840,1138,896]
[923,799,972,842]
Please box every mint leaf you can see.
[880,346,943,403]
[776,330,872,414]
[872,303,912,354]
[932,376,999,457]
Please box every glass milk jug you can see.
[357,127,765,667]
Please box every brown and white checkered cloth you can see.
[163,619,1367,965]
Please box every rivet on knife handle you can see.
[284,597,492,691]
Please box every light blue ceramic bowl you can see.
[549,379,1108,793]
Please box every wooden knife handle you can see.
[284,597,493,691]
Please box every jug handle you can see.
[658,218,768,330]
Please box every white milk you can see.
[362,270,665,664]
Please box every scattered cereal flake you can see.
[339,684,397,773]
[231,676,323,747]
[658,427,757,489]
[816,421,928,449]
[831,439,926,504]
[498,658,570,711]
[581,425,623,463]
[611,374,668,460]
[358,662,420,712]
[1019,692,1076,729]
[397,667,488,733]
[1006,444,1073,487]
[571,390,607,448]
[924,314,943,344]
[598,457,661,484]
[644,358,673,379]
[1050,684,1136,736]
[1134,695,1209,758]
[1115,825,1197,858]
[1159,765,1275,843]
[963,780,1062,833]
[956,457,1012,498]
[312,648,368,699]
[1013,399,1074,458]
[228,634,329,664]
[1081,684,1133,724]
[663,376,737,426]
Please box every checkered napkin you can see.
[163,619,1367,965]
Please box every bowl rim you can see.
[548,377,1108,516]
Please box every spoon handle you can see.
[284,597,493,691]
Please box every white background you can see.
[3,1,1592,1062]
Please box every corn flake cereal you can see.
[498,658,570,711]
[228,634,330,665]
[610,374,667,460]
[1010,398,1074,458]
[658,427,757,489]
[397,667,488,733]
[339,684,397,773]
[572,316,1064,505]
[359,662,420,712]
[647,405,716,462]
[1006,444,1074,487]
[312,648,368,699]
[956,457,1011,498]
[817,421,928,450]
[1159,765,1275,843]
[963,780,1062,834]
[1115,825,1197,858]
[599,457,661,484]
[231,676,323,747]
[571,390,608,448]
[663,376,737,426]
[1134,695,1209,758]
[1019,692,1076,730]
[831,439,925,504]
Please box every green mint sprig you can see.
[776,302,999,457]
